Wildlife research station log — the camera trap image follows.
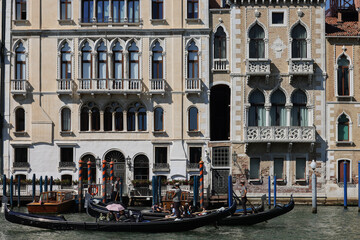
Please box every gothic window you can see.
[249,24,265,58]
[115,107,123,131]
[16,0,27,20]
[61,43,72,79]
[154,107,164,131]
[15,43,26,80]
[97,41,108,79]
[104,107,112,131]
[97,0,109,23]
[113,42,123,80]
[152,41,163,79]
[152,0,163,19]
[91,107,100,131]
[127,107,136,131]
[338,114,349,141]
[103,102,123,131]
[270,90,286,126]
[113,0,125,23]
[15,108,25,132]
[60,0,72,20]
[248,90,265,126]
[291,90,307,126]
[82,0,94,23]
[337,55,350,96]
[188,107,198,131]
[128,0,140,23]
[81,42,92,79]
[214,27,226,59]
[187,41,199,78]
[128,42,139,79]
[187,0,198,19]
[291,24,307,58]
[138,107,147,131]
[61,107,71,131]
[80,102,100,131]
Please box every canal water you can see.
[0,205,359,240]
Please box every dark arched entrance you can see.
[105,150,126,181]
[210,85,230,141]
[81,154,96,183]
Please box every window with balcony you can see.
[337,55,350,96]
[80,102,100,131]
[291,90,307,126]
[338,159,350,183]
[15,43,26,80]
[250,158,260,179]
[274,158,284,179]
[16,0,27,20]
[14,147,28,163]
[81,42,92,79]
[61,43,72,79]
[212,147,229,167]
[188,41,199,78]
[60,0,72,20]
[295,158,306,180]
[152,0,163,19]
[129,42,139,79]
[97,0,109,22]
[249,24,265,58]
[97,42,108,81]
[291,24,307,58]
[154,107,164,131]
[214,27,226,60]
[187,0,198,19]
[138,107,147,131]
[248,90,265,126]
[128,0,140,23]
[113,42,123,80]
[338,114,349,141]
[61,107,71,131]
[152,42,163,79]
[15,108,25,132]
[270,90,286,126]
[82,0,94,23]
[113,0,125,23]
[188,107,198,131]
[134,155,149,180]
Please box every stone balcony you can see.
[213,58,228,71]
[77,78,142,95]
[246,59,271,81]
[11,79,29,96]
[288,59,314,84]
[152,162,170,172]
[244,126,316,143]
[149,79,165,95]
[185,78,202,95]
[58,161,76,172]
[187,162,200,171]
[57,79,73,95]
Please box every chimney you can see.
[337,11,343,23]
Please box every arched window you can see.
[104,107,112,131]
[81,42,92,79]
[188,41,199,78]
[81,155,96,183]
[127,107,136,131]
[91,107,100,131]
[338,114,349,141]
[96,0,109,23]
[15,43,26,80]
[80,102,99,131]
[248,90,265,126]
[113,0,125,23]
[80,107,89,131]
[154,107,164,131]
[134,155,149,180]
[152,42,163,79]
[189,107,198,131]
[291,90,307,126]
[249,24,265,58]
[15,108,25,132]
[61,42,71,79]
[337,55,350,96]
[214,27,226,59]
[113,42,123,80]
[97,42,107,79]
[61,107,71,131]
[115,107,123,131]
[270,90,286,126]
[138,107,147,131]
[129,42,139,79]
[338,160,350,183]
[291,24,307,58]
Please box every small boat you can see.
[3,196,236,232]
[27,190,75,214]
[217,196,294,226]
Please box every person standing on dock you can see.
[112,177,120,201]
[173,182,182,219]
[240,180,247,215]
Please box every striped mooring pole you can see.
[344,161,348,209]
[102,159,106,203]
[87,160,92,185]
[199,160,204,208]
[78,159,83,212]
[110,161,114,184]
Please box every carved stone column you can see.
[88,111,92,131]
[265,104,271,126]
[285,104,292,127]
[100,111,104,131]
[112,111,116,131]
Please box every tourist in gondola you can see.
[172,182,182,220]
[240,180,247,215]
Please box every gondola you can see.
[3,196,236,232]
[217,195,294,226]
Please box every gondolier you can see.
[240,180,247,215]
[172,182,182,219]
[112,177,121,201]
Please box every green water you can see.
[0,206,359,240]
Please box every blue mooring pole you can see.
[10,176,13,208]
[3,174,6,198]
[358,161,360,212]
[344,161,348,209]
[39,176,43,195]
[119,177,123,203]
[44,176,48,192]
[274,175,277,207]
[17,177,20,208]
[268,176,271,209]
[193,176,198,207]
[158,176,161,204]
[228,175,233,207]
[32,174,35,202]
[50,176,53,192]
[152,176,156,206]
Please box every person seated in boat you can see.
[197,207,208,216]
[115,210,127,222]
[183,203,191,217]
[157,203,164,212]
[165,204,176,219]
[152,203,163,213]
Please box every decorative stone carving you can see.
[271,37,286,58]
[297,9,304,18]
[254,9,261,18]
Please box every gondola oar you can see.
[233,192,258,214]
